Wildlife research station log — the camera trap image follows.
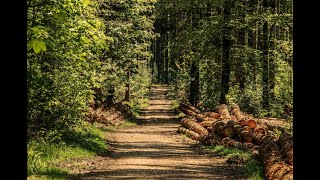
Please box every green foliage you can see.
[202,145,263,179]
[27,0,157,142]
[27,123,107,178]
[154,0,293,118]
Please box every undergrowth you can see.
[27,122,107,179]
[202,145,264,180]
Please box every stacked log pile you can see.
[175,103,293,180]
[86,103,132,126]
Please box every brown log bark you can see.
[253,125,267,134]
[200,121,215,128]
[178,106,198,116]
[181,118,209,137]
[230,104,243,121]
[212,120,236,138]
[277,132,293,166]
[200,133,223,145]
[259,139,293,180]
[206,112,220,119]
[217,104,231,120]
[234,124,254,143]
[174,108,183,115]
[264,122,286,132]
[180,103,201,113]
[253,133,278,145]
[177,127,200,140]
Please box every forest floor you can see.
[63,85,248,179]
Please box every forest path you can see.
[70,85,246,179]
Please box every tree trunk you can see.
[189,59,200,106]
[262,0,270,111]
[220,0,234,104]
[105,87,115,106]
[124,71,130,101]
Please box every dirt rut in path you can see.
[70,85,246,179]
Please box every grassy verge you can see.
[27,122,107,179]
[202,145,264,180]
[128,98,149,119]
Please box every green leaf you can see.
[28,39,46,54]
[39,41,47,52]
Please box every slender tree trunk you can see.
[189,60,200,106]
[220,0,234,104]
[165,33,169,84]
[262,0,269,111]
[106,87,115,106]
[124,70,130,101]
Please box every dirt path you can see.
[70,85,246,179]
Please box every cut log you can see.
[238,119,246,126]
[263,122,286,133]
[206,112,220,119]
[195,113,207,122]
[277,132,293,166]
[217,104,231,120]
[180,103,201,113]
[174,108,183,115]
[200,133,223,145]
[200,121,215,128]
[224,120,237,138]
[177,127,200,140]
[252,133,278,145]
[259,139,293,180]
[212,120,235,138]
[234,124,254,143]
[178,106,198,116]
[253,125,267,134]
[181,118,208,137]
[245,119,257,129]
[230,104,243,121]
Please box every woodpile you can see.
[277,132,293,166]
[176,103,293,180]
[86,103,132,126]
[259,139,293,180]
[217,104,231,120]
[177,127,200,140]
[180,118,208,137]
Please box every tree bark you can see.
[262,0,270,111]
[277,132,293,165]
[189,59,200,106]
[259,139,293,180]
[220,0,234,104]
[177,127,200,140]
[124,71,130,101]
[181,118,209,137]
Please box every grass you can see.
[27,122,108,179]
[202,145,264,180]
[129,98,150,118]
